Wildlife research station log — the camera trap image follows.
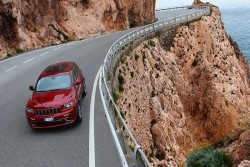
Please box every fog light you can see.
[63,113,71,117]
[30,118,35,121]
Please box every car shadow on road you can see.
[30,122,82,134]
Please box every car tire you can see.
[82,83,87,97]
[76,104,82,122]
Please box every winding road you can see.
[0,8,202,167]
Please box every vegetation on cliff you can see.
[114,4,250,167]
[187,147,232,167]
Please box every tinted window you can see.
[45,65,68,73]
[36,74,72,92]
[73,66,79,83]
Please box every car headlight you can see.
[63,102,73,109]
[25,108,34,113]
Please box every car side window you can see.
[73,65,79,83]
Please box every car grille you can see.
[35,108,60,116]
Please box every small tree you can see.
[187,147,232,167]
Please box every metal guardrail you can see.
[99,5,210,167]
[156,5,196,11]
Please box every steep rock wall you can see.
[115,5,250,166]
[0,0,155,59]
[224,130,250,166]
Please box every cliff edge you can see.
[115,4,250,166]
[0,0,155,59]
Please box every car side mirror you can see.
[75,80,81,85]
[29,86,35,91]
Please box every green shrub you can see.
[16,48,24,54]
[143,43,149,49]
[118,84,124,92]
[113,91,120,104]
[130,41,134,45]
[129,145,135,152]
[108,70,112,81]
[187,147,232,167]
[225,134,235,145]
[122,46,125,50]
[118,74,125,85]
[215,134,236,148]
[7,52,13,58]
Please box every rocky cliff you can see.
[115,4,250,167]
[0,0,155,59]
[223,130,250,166]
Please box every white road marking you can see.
[6,66,18,72]
[40,52,49,56]
[53,47,61,51]
[0,50,39,64]
[23,58,34,64]
[89,68,101,167]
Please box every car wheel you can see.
[76,104,82,122]
[82,83,87,97]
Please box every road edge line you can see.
[89,68,101,167]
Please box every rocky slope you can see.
[0,0,155,59]
[224,130,250,166]
[115,4,250,167]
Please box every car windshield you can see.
[36,74,72,92]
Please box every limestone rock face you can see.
[224,130,250,166]
[115,6,250,166]
[238,160,250,167]
[0,0,155,59]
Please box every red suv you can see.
[25,62,87,128]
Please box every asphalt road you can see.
[156,9,200,20]
[0,9,203,167]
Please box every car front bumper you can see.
[26,107,77,129]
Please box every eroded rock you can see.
[116,5,250,166]
[0,0,155,59]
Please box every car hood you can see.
[27,89,74,108]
